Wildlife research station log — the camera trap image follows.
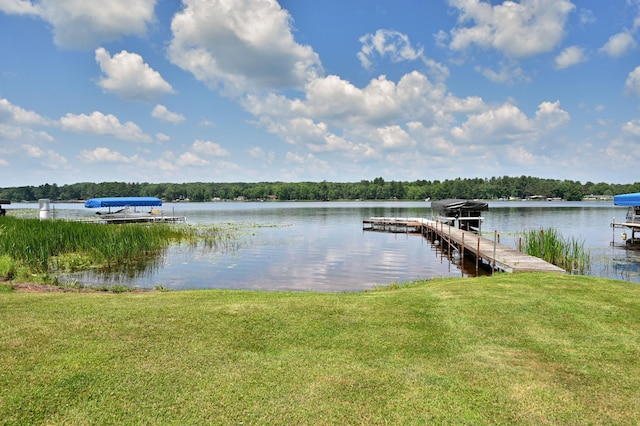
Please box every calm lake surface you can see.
[13,201,640,291]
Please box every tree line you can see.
[1,176,639,203]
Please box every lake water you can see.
[11,201,640,291]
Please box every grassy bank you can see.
[2,273,640,424]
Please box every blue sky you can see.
[1,0,639,187]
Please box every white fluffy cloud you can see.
[284,152,331,178]
[176,152,209,167]
[192,140,230,157]
[171,140,231,168]
[23,144,45,158]
[23,144,69,169]
[599,31,637,57]
[535,101,571,130]
[60,111,152,142]
[0,98,48,125]
[0,0,38,15]
[554,46,587,69]
[151,105,185,124]
[447,0,575,58]
[243,70,483,151]
[606,118,640,164]
[452,101,569,143]
[167,0,322,94]
[358,30,424,69]
[623,118,640,137]
[375,125,415,149]
[1,0,623,184]
[475,62,528,84]
[79,149,192,179]
[452,103,532,142]
[247,146,274,162]
[0,98,54,143]
[358,29,449,82]
[625,66,640,98]
[76,146,242,179]
[96,48,174,102]
[155,133,170,142]
[78,147,133,163]
[0,0,157,50]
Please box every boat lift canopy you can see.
[614,193,640,207]
[430,198,488,232]
[84,197,162,208]
[431,199,488,215]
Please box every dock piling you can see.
[493,230,497,273]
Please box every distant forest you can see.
[1,176,639,203]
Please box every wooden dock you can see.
[611,220,640,245]
[81,215,186,224]
[362,217,423,233]
[364,217,565,274]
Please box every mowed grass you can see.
[2,273,640,424]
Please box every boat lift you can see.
[611,192,640,246]
[0,198,10,216]
[84,197,185,224]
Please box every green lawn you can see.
[2,273,640,424]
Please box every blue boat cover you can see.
[84,197,162,208]
[614,193,640,206]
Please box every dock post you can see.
[461,232,465,265]
[612,217,615,245]
[492,230,497,274]
[476,239,480,272]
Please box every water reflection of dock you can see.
[364,217,565,274]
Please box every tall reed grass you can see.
[521,227,591,274]
[0,217,202,281]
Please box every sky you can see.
[1,0,640,187]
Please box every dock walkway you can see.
[364,217,565,274]
[611,220,640,245]
[81,215,186,224]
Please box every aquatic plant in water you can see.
[521,227,591,274]
[0,217,236,283]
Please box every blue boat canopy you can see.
[84,197,162,208]
[614,193,640,207]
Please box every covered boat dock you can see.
[0,198,10,216]
[611,192,640,246]
[84,197,185,224]
[430,199,488,233]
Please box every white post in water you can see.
[612,217,615,245]
[493,230,497,274]
[38,198,50,220]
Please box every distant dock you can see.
[363,217,565,274]
[610,220,640,246]
[611,192,640,246]
[83,215,186,224]
[79,197,185,225]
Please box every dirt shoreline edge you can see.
[6,282,147,293]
